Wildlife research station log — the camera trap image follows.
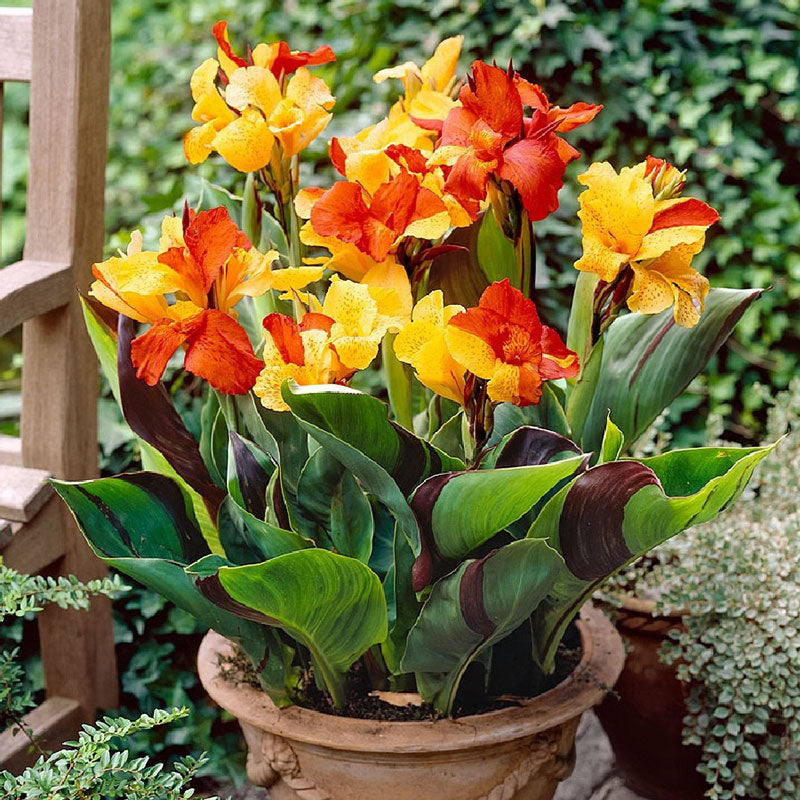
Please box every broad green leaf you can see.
[488,384,571,445]
[528,443,776,671]
[480,426,582,470]
[598,415,624,464]
[219,495,312,564]
[215,550,388,706]
[199,393,228,489]
[52,473,291,703]
[577,288,762,453]
[382,523,420,673]
[282,383,462,555]
[81,297,120,403]
[412,455,585,561]
[296,446,373,562]
[429,409,465,461]
[400,538,562,712]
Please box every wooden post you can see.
[20,0,118,718]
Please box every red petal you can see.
[329,137,347,176]
[448,305,504,356]
[443,152,492,206]
[440,106,479,148]
[497,137,566,221]
[550,101,603,132]
[479,278,542,331]
[516,362,543,406]
[539,326,579,380]
[310,182,371,246]
[299,312,335,334]
[460,62,522,142]
[644,155,667,178]
[130,319,191,386]
[371,171,421,231]
[270,42,335,78]
[650,198,720,232]
[182,310,262,394]
[212,21,247,68]
[513,76,549,113]
[385,144,432,175]
[264,313,306,366]
[184,207,246,293]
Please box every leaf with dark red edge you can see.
[118,315,226,518]
[573,287,762,453]
[227,432,273,520]
[400,538,562,713]
[479,426,582,469]
[195,549,387,708]
[527,442,776,672]
[410,454,584,573]
[52,472,293,704]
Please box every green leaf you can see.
[412,455,585,561]
[598,415,624,464]
[476,207,518,285]
[226,432,273,520]
[382,523,420,673]
[528,442,776,671]
[488,384,571,444]
[400,538,562,712]
[282,383,462,555]
[577,288,762,453]
[296,446,374,562]
[214,550,388,706]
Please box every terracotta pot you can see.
[198,605,624,800]
[595,595,705,800]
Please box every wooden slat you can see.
[0,463,52,522]
[0,434,22,466]
[0,8,32,83]
[0,259,73,337]
[22,0,118,717]
[0,497,66,574]
[0,696,81,773]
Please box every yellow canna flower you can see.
[575,159,720,327]
[255,312,351,411]
[322,278,410,370]
[394,291,466,406]
[185,22,336,172]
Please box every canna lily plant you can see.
[56,24,774,715]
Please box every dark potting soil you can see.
[217,626,583,722]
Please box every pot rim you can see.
[197,604,624,754]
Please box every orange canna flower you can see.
[430,62,600,221]
[445,279,579,407]
[90,206,317,394]
[254,312,353,411]
[308,170,450,262]
[575,159,720,326]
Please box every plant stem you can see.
[566,271,600,390]
[382,334,413,430]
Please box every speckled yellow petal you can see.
[254,364,300,411]
[574,236,630,283]
[428,145,466,167]
[394,319,438,365]
[404,210,452,242]
[322,279,378,335]
[94,252,183,296]
[212,110,275,173]
[88,280,167,324]
[345,150,394,195]
[412,290,446,327]
[486,362,520,405]
[270,266,325,292]
[362,260,412,321]
[159,216,185,251]
[445,325,497,379]
[637,225,707,261]
[184,122,218,165]
[330,333,383,370]
[224,66,281,115]
[420,36,462,91]
[627,264,674,316]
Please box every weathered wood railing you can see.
[0,0,118,772]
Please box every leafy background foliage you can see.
[0,0,797,785]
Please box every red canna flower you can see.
[308,170,450,262]
[445,279,579,407]
[431,62,601,221]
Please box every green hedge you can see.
[2,0,797,442]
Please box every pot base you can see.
[198,605,624,800]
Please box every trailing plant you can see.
[56,22,774,717]
[0,564,215,798]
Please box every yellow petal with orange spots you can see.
[330,334,383,370]
[254,363,300,411]
[159,215,185,251]
[428,145,466,167]
[94,251,183,297]
[574,236,631,283]
[404,210,452,242]
[212,110,275,173]
[225,66,282,115]
[486,362,521,405]
[184,122,218,165]
[323,279,378,336]
[637,225,707,261]
[270,266,325,292]
[445,325,497,379]
[362,260,412,323]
